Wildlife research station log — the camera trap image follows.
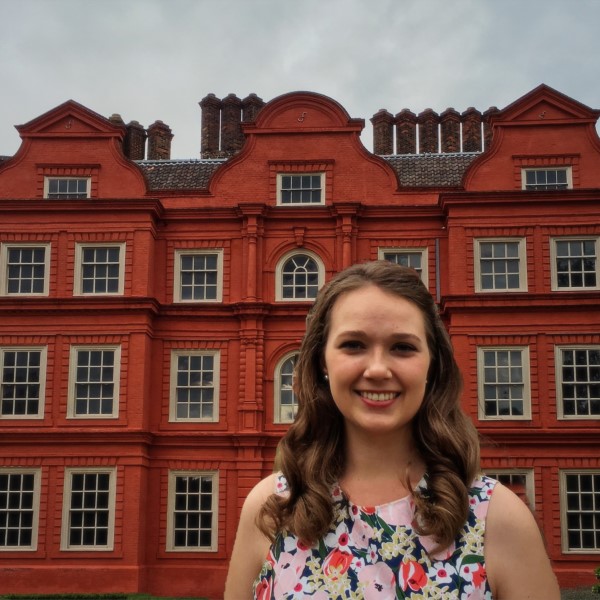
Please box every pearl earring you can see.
[324,373,329,381]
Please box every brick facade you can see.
[0,85,599,597]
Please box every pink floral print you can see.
[253,475,497,599]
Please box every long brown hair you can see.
[259,260,480,550]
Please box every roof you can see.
[136,159,226,191]
[383,152,481,188]
[135,153,481,192]
[0,153,480,191]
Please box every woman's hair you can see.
[259,260,481,550]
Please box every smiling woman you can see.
[224,261,560,600]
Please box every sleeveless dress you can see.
[253,474,497,600]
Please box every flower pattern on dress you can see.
[253,474,497,599]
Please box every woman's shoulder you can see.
[243,473,280,512]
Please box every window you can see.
[170,351,219,422]
[556,346,600,419]
[0,347,47,419]
[61,468,116,550]
[275,353,298,424]
[379,248,428,283]
[484,469,534,509]
[277,173,324,205]
[68,346,120,418]
[475,239,527,292]
[44,177,90,199]
[522,168,570,191]
[276,252,323,301]
[174,250,223,302]
[551,238,598,290]
[0,469,40,550]
[166,471,218,552]
[0,244,50,296]
[477,347,531,419]
[74,244,125,295]
[561,471,600,552]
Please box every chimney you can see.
[395,109,417,154]
[221,93,243,155]
[147,120,173,160]
[200,93,222,158]
[483,106,499,151]
[461,107,482,152]
[370,109,395,155]
[417,109,439,153]
[440,108,460,153]
[124,120,147,160]
[242,93,265,122]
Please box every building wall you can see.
[0,87,599,597]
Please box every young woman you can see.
[225,261,559,599]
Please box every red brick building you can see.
[0,84,598,597]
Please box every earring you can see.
[324,373,329,381]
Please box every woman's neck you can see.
[338,427,425,506]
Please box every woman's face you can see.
[323,284,431,442]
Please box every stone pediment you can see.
[491,84,600,126]
[16,99,124,139]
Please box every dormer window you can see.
[44,177,90,199]
[522,168,571,191]
[277,173,324,205]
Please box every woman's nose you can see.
[364,350,392,379]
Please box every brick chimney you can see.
[461,107,482,152]
[417,109,439,153]
[200,94,222,158]
[221,93,243,155]
[440,108,461,153]
[483,106,499,151]
[242,93,265,122]
[147,120,173,160]
[370,109,395,155]
[395,109,417,154]
[124,120,147,160]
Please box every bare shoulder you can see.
[485,482,560,600]
[223,473,278,600]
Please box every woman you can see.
[225,261,559,599]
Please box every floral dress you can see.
[253,474,497,600]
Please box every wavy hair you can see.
[259,260,481,550]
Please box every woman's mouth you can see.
[358,391,399,402]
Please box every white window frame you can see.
[44,176,91,199]
[560,470,600,554]
[276,172,325,206]
[550,237,599,291]
[521,167,572,191]
[275,250,324,302]
[166,470,218,552]
[477,346,531,420]
[0,468,41,551]
[378,247,429,284]
[0,346,47,420]
[173,249,223,303]
[74,243,125,296]
[67,345,121,419]
[555,345,600,420]
[483,469,535,509]
[474,238,527,293]
[0,243,50,296]
[169,350,220,423]
[274,352,299,424]
[60,467,116,551]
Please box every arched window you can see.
[276,252,323,301]
[274,353,298,424]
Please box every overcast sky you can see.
[2,0,600,159]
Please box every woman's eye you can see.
[393,343,416,353]
[340,340,363,350]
